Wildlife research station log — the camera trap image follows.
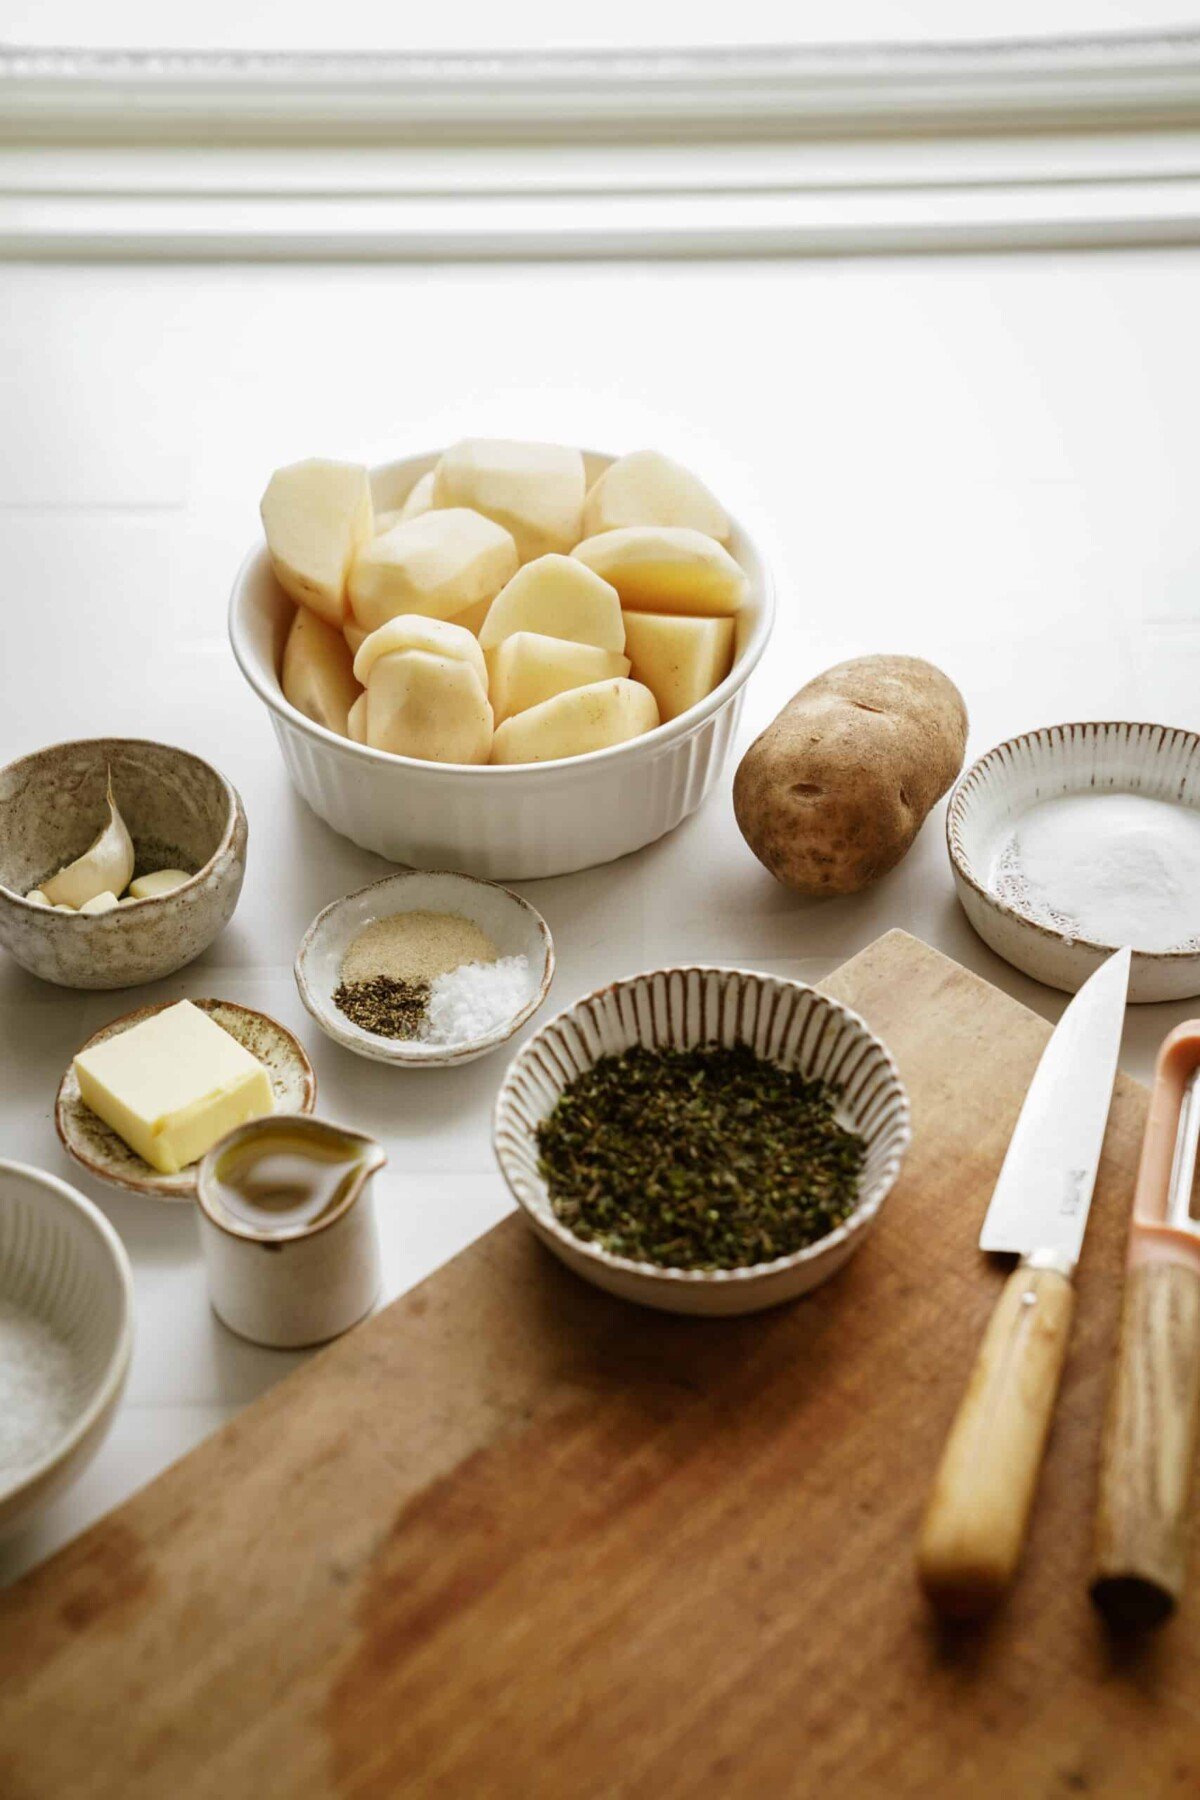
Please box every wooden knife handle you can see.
[917,1262,1074,1618]
[1091,1260,1200,1627]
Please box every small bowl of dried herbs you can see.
[493,966,910,1315]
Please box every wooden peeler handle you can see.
[918,1260,1074,1619]
[1092,1022,1200,1628]
[1092,1259,1200,1626]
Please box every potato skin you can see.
[733,655,968,896]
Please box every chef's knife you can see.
[917,945,1132,1618]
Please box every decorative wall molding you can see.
[5,34,1200,257]
[7,33,1200,142]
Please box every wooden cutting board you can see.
[1,930,1195,1800]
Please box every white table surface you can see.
[1,247,1197,1585]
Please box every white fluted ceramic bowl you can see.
[229,449,774,880]
[493,966,911,1316]
[948,721,1200,1002]
[0,1161,134,1538]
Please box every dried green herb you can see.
[333,975,429,1041]
[536,1042,865,1271]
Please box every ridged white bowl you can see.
[229,450,774,881]
[948,721,1200,1002]
[493,967,911,1316]
[0,1161,134,1538]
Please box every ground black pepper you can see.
[536,1042,866,1271]
[333,975,430,1040]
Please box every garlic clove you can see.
[25,888,49,907]
[79,890,120,915]
[127,868,191,900]
[41,774,135,910]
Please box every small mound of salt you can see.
[0,1300,78,1478]
[992,792,1200,955]
[421,954,533,1046]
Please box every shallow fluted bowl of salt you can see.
[948,721,1200,1002]
[0,1161,134,1539]
[294,869,555,1067]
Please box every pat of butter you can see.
[73,1000,274,1175]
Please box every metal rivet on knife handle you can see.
[1092,1042,1200,1629]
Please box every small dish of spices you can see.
[494,965,911,1315]
[294,870,554,1068]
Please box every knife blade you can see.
[979,944,1132,1266]
[918,946,1132,1618]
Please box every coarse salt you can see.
[421,955,533,1046]
[0,1299,78,1478]
[992,792,1200,954]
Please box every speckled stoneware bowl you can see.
[494,966,911,1317]
[0,738,247,989]
[56,999,316,1201]
[0,1159,134,1539]
[948,721,1200,1002]
[295,869,555,1068]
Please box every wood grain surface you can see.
[1093,1259,1200,1626]
[0,930,1195,1800]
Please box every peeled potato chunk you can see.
[622,612,735,724]
[399,469,437,521]
[433,439,585,562]
[353,599,485,655]
[349,509,518,634]
[260,459,373,627]
[572,527,748,617]
[487,632,630,725]
[346,693,369,744]
[282,605,362,738]
[366,650,493,764]
[449,596,489,636]
[478,555,625,654]
[583,451,730,543]
[353,614,487,691]
[491,677,658,765]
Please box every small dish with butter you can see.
[0,737,247,990]
[56,998,316,1200]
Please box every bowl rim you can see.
[0,1158,134,1508]
[229,446,776,779]
[294,868,556,1066]
[492,964,912,1288]
[56,998,318,1199]
[946,719,1200,966]
[0,735,243,916]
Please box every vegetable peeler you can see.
[1092,1023,1200,1627]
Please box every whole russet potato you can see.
[733,655,968,896]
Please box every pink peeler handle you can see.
[1127,1024,1200,1274]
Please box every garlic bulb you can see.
[42,775,135,910]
